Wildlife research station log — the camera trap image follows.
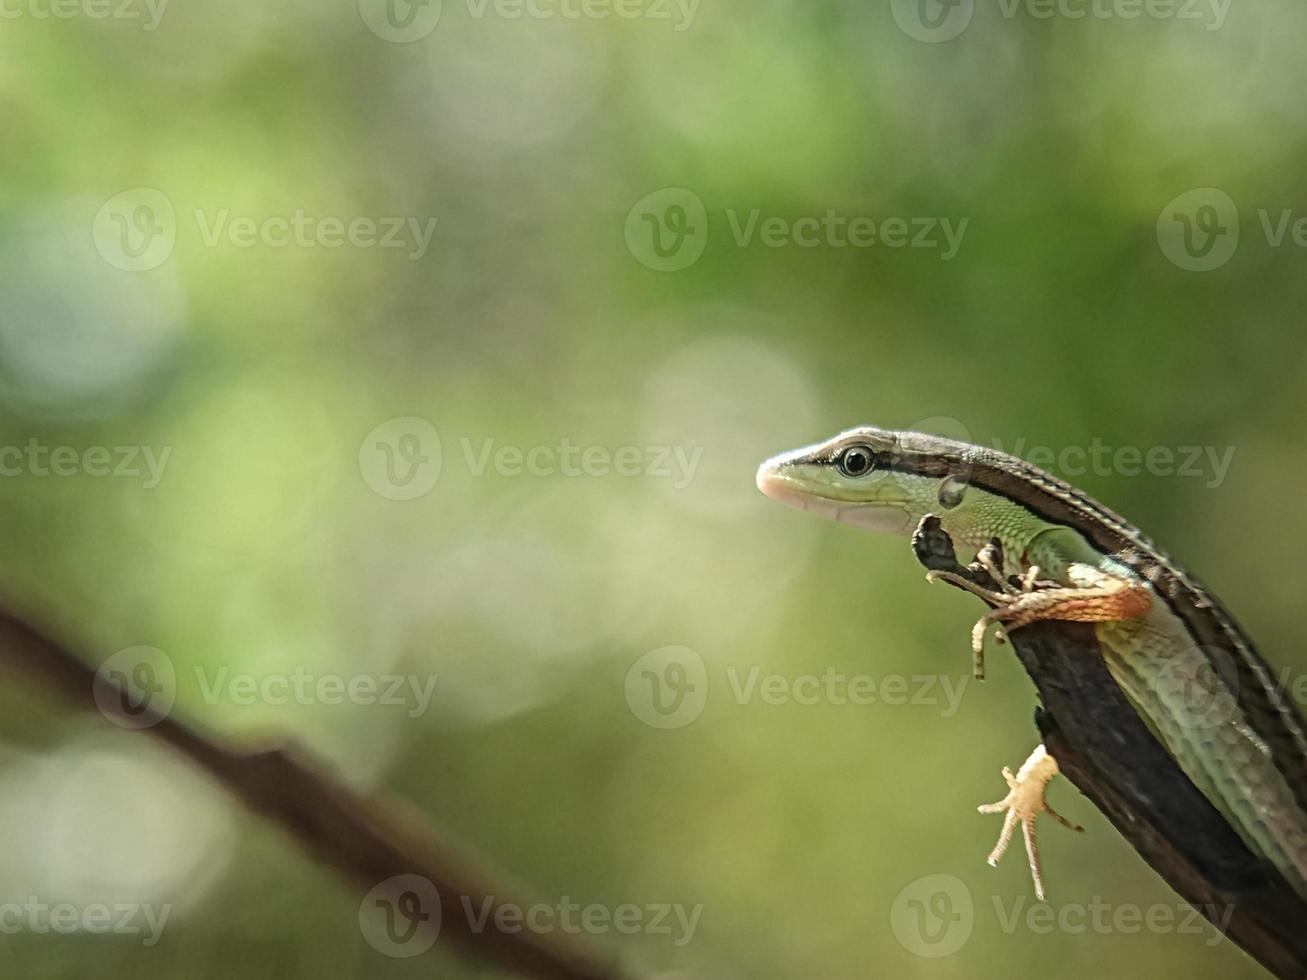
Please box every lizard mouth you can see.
[755,463,914,533]
[755,465,841,517]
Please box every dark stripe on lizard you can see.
[880,436,1307,820]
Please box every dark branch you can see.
[0,611,631,980]
[911,515,1307,980]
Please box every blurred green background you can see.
[1,0,1305,976]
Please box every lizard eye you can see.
[837,445,875,478]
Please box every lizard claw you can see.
[978,745,1083,901]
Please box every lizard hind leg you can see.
[978,744,1084,901]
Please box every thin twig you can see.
[0,611,632,980]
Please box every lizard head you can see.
[756,426,974,536]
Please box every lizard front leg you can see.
[928,559,1152,679]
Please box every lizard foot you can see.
[978,744,1083,901]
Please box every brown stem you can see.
[0,612,632,980]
